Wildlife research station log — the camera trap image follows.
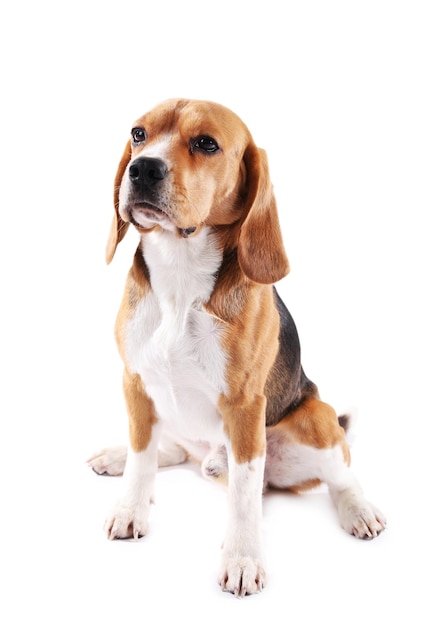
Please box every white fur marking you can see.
[119,135,172,208]
[219,453,266,596]
[104,423,161,539]
[265,435,347,488]
[264,434,387,538]
[125,227,227,448]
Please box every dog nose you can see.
[129,157,167,187]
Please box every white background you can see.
[1,1,433,624]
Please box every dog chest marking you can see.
[124,227,227,441]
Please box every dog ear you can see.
[238,143,290,284]
[105,141,131,264]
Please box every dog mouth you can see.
[129,202,171,228]
[128,202,198,238]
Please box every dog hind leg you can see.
[265,398,386,538]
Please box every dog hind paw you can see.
[339,498,387,539]
[86,446,127,476]
[201,446,228,481]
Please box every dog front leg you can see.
[218,397,267,597]
[104,371,160,540]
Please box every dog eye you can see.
[131,127,147,144]
[192,135,220,154]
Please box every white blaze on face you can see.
[118,135,173,224]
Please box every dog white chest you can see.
[124,228,227,444]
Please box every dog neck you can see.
[139,227,223,334]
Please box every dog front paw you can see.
[218,556,266,597]
[104,503,149,540]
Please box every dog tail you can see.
[338,414,351,432]
[338,407,358,446]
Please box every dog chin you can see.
[130,206,175,232]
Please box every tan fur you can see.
[114,251,150,362]
[123,370,158,452]
[238,144,289,283]
[108,99,289,466]
[114,252,155,453]
[275,398,351,458]
[214,285,280,464]
[266,398,351,493]
[106,141,132,263]
[107,99,289,281]
[91,99,386,595]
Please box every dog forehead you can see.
[134,99,250,150]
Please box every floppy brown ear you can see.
[105,141,131,264]
[238,144,290,284]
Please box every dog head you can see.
[107,98,289,284]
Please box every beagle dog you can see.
[88,98,386,597]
